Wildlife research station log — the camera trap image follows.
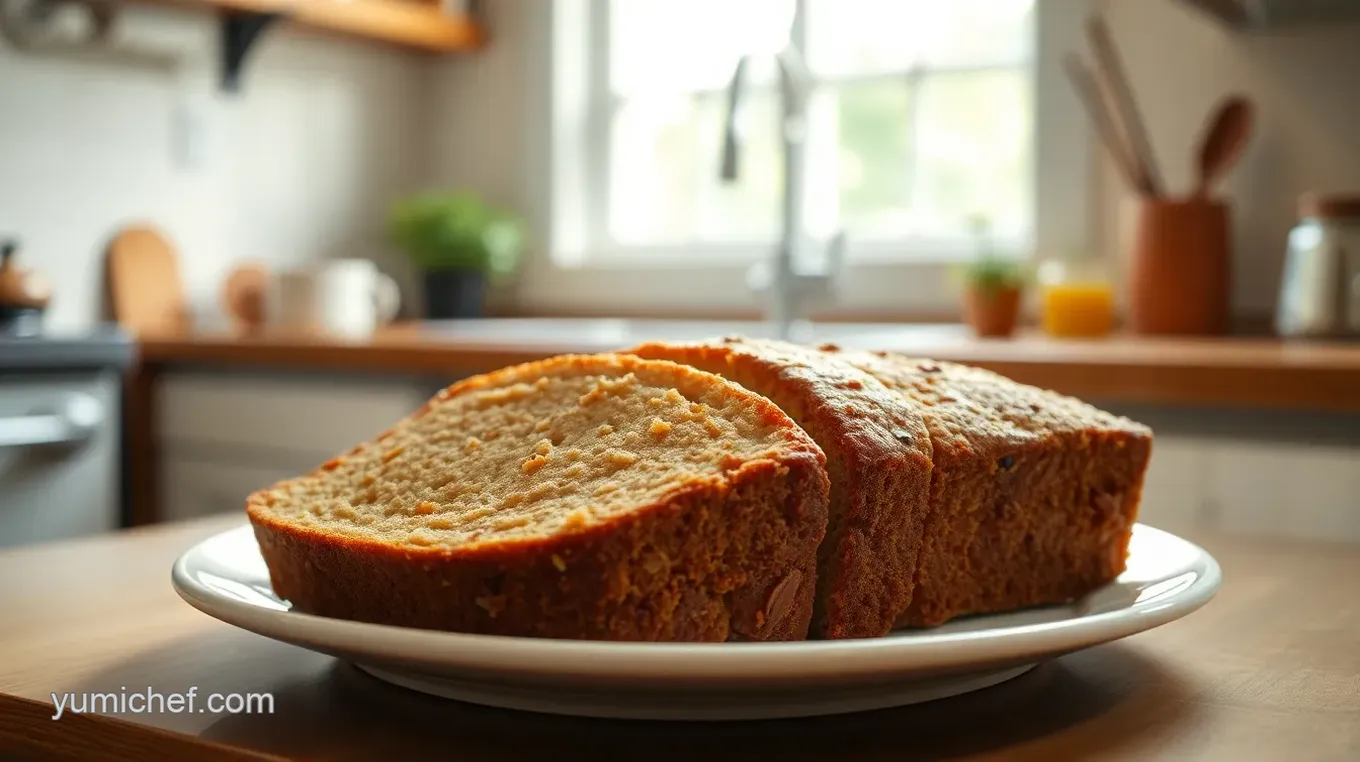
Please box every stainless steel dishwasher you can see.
[0,329,135,548]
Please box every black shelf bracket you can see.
[220,9,285,93]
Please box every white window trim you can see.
[516,0,1096,317]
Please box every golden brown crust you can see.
[247,353,829,641]
[626,338,933,639]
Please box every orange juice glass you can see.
[1038,259,1116,338]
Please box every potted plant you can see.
[388,191,525,319]
[958,215,1026,338]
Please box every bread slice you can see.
[246,354,830,641]
[830,348,1153,626]
[625,338,933,639]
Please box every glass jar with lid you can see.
[1276,192,1360,338]
[1037,253,1116,338]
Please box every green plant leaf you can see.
[387,191,526,274]
[956,210,1028,290]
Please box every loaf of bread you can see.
[836,348,1152,626]
[246,354,830,641]
[626,338,934,639]
[630,339,1152,632]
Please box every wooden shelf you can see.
[1175,0,1360,30]
[135,0,485,53]
[1176,0,1251,27]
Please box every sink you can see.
[420,318,971,351]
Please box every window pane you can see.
[602,1,1034,253]
[695,94,782,241]
[608,92,781,246]
[607,97,700,245]
[610,0,795,96]
[911,69,1031,239]
[829,80,914,235]
[805,0,1034,76]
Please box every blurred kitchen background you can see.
[2,0,1358,548]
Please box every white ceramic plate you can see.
[172,523,1220,721]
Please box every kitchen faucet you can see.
[721,45,845,341]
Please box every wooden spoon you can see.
[1193,96,1253,199]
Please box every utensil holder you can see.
[1126,197,1231,335]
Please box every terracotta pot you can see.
[963,284,1022,338]
[1127,197,1231,335]
[0,240,51,311]
[221,261,269,333]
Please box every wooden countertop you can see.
[2,516,1357,761]
[137,321,1360,412]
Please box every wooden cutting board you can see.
[106,225,191,337]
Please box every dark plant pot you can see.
[423,269,487,319]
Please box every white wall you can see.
[0,7,430,331]
[1097,1,1360,319]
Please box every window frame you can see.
[519,0,1096,317]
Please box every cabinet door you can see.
[156,372,452,523]
[159,373,439,455]
[161,456,314,522]
[1136,435,1209,534]
[1205,440,1360,542]
[0,371,121,547]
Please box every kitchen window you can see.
[581,0,1034,261]
[533,0,1090,315]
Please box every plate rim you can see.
[171,522,1221,682]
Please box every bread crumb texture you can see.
[249,354,814,551]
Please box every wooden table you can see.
[3,516,1358,761]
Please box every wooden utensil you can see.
[1062,52,1144,195]
[106,225,191,337]
[1193,96,1253,199]
[1086,15,1163,197]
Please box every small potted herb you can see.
[388,191,525,319]
[958,215,1026,338]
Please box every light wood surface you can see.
[1,515,1357,761]
[137,324,1360,412]
[131,0,485,53]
